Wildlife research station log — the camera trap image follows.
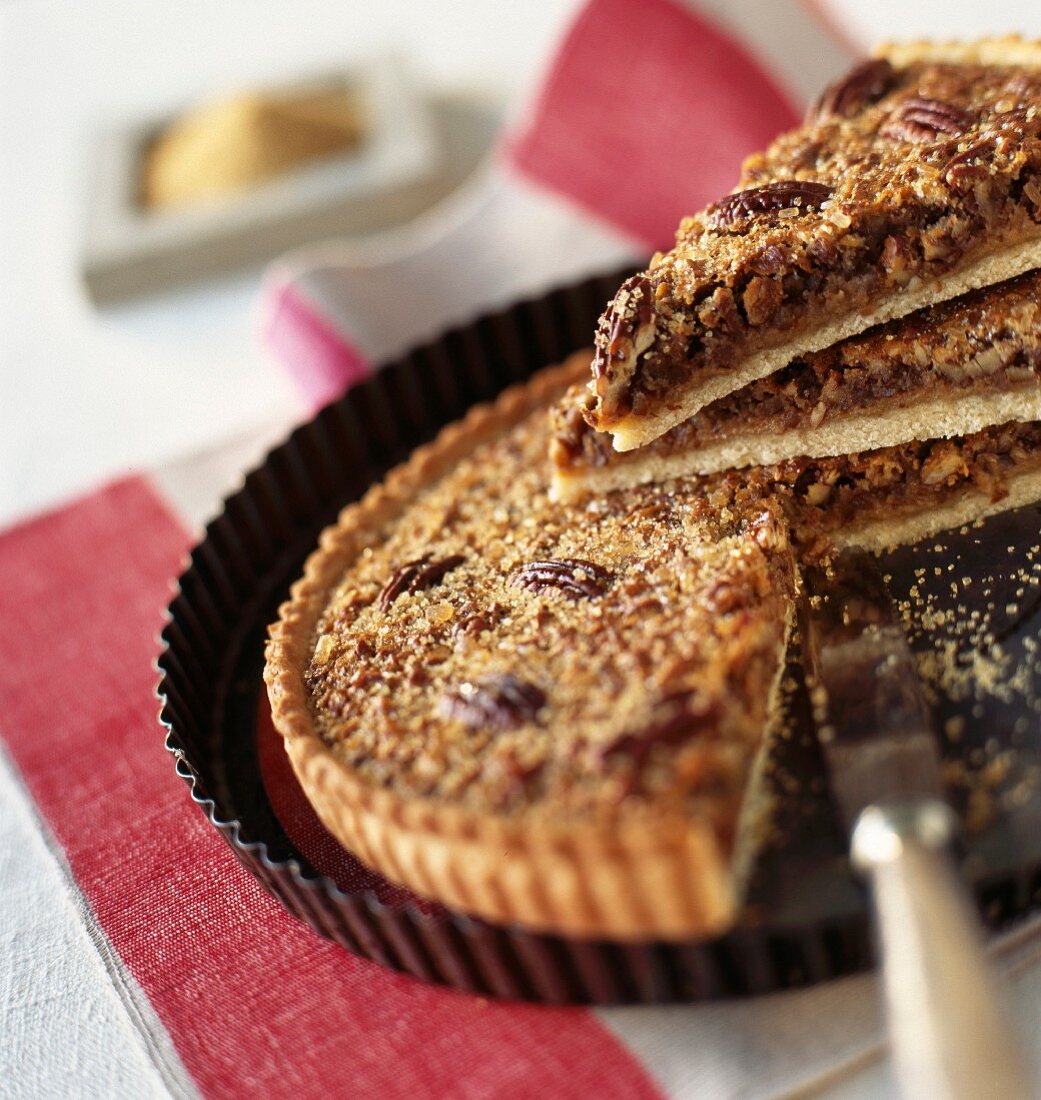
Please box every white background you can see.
[0,0,582,526]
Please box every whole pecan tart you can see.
[582,38,1041,450]
[264,363,798,940]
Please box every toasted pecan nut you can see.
[942,137,998,191]
[808,58,896,122]
[742,276,784,327]
[881,233,913,278]
[1024,177,1041,222]
[440,674,546,731]
[509,558,612,599]
[705,180,833,230]
[600,691,718,770]
[452,602,504,639]
[880,97,975,143]
[592,275,656,384]
[921,442,970,486]
[378,554,465,611]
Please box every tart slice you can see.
[584,38,1041,450]
[552,272,1041,501]
[723,420,1041,554]
[265,364,798,941]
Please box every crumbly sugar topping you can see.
[880,520,1041,835]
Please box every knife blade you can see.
[802,550,940,829]
[802,547,1031,1100]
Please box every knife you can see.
[801,548,1032,1100]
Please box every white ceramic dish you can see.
[82,56,442,303]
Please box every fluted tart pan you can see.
[157,268,1041,1003]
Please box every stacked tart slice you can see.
[553,273,1041,497]
[585,39,1041,451]
[267,39,1041,944]
[558,38,1041,548]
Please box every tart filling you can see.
[552,272,1041,501]
[266,366,797,940]
[725,419,1041,553]
[583,39,1041,450]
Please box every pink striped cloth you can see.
[263,0,851,411]
[16,3,1041,1098]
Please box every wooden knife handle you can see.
[852,801,1033,1100]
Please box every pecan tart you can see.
[583,38,1041,450]
[264,362,1041,941]
[265,364,798,940]
[552,272,1041,501]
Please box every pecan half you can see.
[1004,73,1036,98]
[600,691,717,769]
[808,58,895,122]
[940,138,994,191]
[880,233,912,277]
[742,276,783,327]
[453,601,506,639]
[488,750,546,806]
[509,557,612,599]
[1025,176,1041,223]
[592,274,656,382]
[378,554,465,611]
[704,580,746,615]
[746,243,788,276]
[706,180,833,230]
[440,674,546,731]
[880,97,974,143]
[921,441,970,486]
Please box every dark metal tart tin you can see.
[157,268,1041,1004]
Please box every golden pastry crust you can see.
[582,40,1041,449]
[876,36,1041,70]
[265,363,797,941]
[551,272,1041,496]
